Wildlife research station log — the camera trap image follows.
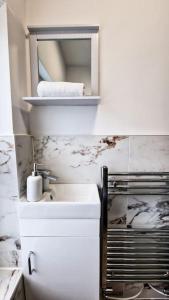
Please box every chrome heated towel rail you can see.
[101,166,169,299]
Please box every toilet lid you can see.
[104,283,144,300]
[149,282,169,297]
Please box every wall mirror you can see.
[28,26,99,97]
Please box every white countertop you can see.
[18,184,100,219]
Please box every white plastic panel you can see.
[19,219,100,237]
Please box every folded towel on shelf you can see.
[37,81,85,97]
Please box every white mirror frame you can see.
[28,25,99,97]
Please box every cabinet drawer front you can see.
[19,219,100,237]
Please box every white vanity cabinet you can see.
[18,184,100,300]
[21,220,100,300]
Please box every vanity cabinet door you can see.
[21,236,99,300]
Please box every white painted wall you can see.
[0,1,30,135]
[26,0,169,135]
[7,2,30,134]
[0,3,13,135]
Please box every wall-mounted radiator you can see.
[101,166,169,299]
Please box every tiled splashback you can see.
[1,134,169,268]
[33,135,169,181]
[15,135,33,196]
[0,135,33,267]
[33,135,129,184]
[34,135,169,229]
[128,136,169,229]
[0,136,20,267]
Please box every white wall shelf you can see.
[22,96,100,106]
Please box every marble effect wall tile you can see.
[127,136,169,229]
[127,195,169,228]
[129,136,169,172]
[0,136,20,267]
[108,195,127,227]
[15,135,33,196]
[0,237,21,267]
[33,135,129,184]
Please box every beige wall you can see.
[7,0,25,25]
[0,1,29,135]
[0,3,13,134]
[66,66,91,95]
[38,41,66,81]
[26,0,169,134]
[7,4,30,134]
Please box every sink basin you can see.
[18,184,100,219]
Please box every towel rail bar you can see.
[107,263,169,267]
[108,191,169,195]
[108,172,169,176]
[107,229,169,232]
[101,166,169,299]
[108,179,169,183]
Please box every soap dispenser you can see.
[27,163,42,202]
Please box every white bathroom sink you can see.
[18,184,100,219]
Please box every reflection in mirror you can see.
[37,39,91,95]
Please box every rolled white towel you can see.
[37,81,85,97]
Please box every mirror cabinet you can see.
[28,25,99,101]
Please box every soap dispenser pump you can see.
[27,163,42,202]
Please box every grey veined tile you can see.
[129,136,169,172]
[0,136,20,267]
[127,195,169,229]
[128,136,169,229]
[33,135,129,184]
[108,195,127,228]
[15,135,33,196]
